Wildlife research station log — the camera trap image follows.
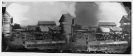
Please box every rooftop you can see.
[38,21,56,25]
[28,25,37,27]
[59,13,73,22]
[109,27,122,31]
[123,15,131,20]
[98,22,116,26]
[119,15,131,23]
[3,11,13,18]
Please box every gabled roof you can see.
[124,7,131,14]
[120,15,131,23]
[38,21,56,25]
[98,22,116,26]
[59,13,73,22]
[123,15,131,20]
[3,11,13,18]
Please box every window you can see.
[122,23,130,25]
[3,21,10,24]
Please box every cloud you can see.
[96,2,127,26]
[6,2,76,26]
[6,2,127,27]
[7,3,29,25]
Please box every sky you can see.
[75,2,99,27]
[96,2,128,27]
[5,2,127,27]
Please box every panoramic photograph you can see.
[2,1,131,54]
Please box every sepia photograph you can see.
[1,1,131,54]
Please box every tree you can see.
[13,23,21,29]
[35,26,41,32]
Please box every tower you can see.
[2,2,13,37]
[59,13,73,44]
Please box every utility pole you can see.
[71,19,74,38]
[86,29,89,52]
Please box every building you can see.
[121,2,131,53]
[2,3,13,36]
[96,22,117,41]
[48,26,61,40]
[49,26,61,33]
[59,13,73,43]
[97,22,117,34]
[119,3,131,42]
[98,22,118,33]
[59,14,73,34]
[37,21,56,32]
[119,7,131,34]
[97,22,122,41]
[98,22,116,27]
[109,27,122,34]
[2,2,14,51]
